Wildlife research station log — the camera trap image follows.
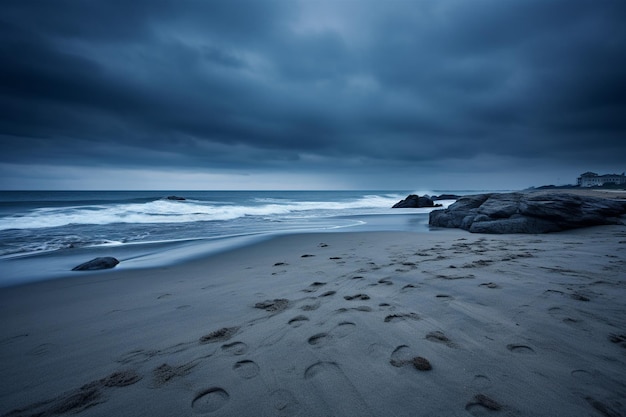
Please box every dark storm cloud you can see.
[1,0,625,181]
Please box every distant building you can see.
[577,172,626,187]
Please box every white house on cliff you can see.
[577,172,626,187]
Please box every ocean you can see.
[0,190,482,286]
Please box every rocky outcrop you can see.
[166,195,186,201]
[392,195,441,208]
[429,193,626,233]
[72,257,120,271]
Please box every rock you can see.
[429,192,626,234]
[433,194,460,201]
[166,195,186,201]
[72,257,120,271]
[392,194,442,208]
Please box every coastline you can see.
[2,227,625,416]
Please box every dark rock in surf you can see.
[72,257,120,271]
[433,194,460,201]
[429,192,626,234]
[166,195,186,201]
[392,195,442,208]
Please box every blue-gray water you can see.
[0,190,490,286]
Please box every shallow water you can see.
[0,190,484,286]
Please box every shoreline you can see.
[2,227,625,416]
[0,211,433,288]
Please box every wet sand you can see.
[1,227,625,416]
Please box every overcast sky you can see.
[1,0,625,190]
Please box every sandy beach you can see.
[1,227,626,417]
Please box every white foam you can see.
[0,194,406,230]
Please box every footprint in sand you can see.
[465,394,502,415]
[301,301,321,311]
[548,307,586,329]
[5,370,142,416]
[303,282,326,293]
[571,369,594,382]
[336,306,372,313]
[344,294,370,301]
[307,322,357,346]
[192,388,230,414]
[436,294,453,300]
[384,312,420,323]
[254,299,289,313]
[116,349,159,364]
[303,361,370,415]
[270,389,300,413]
[426,331,456,348]
[221,341,248,356]
[586,396,622,417]
[233,360,260,379]
[288,315,310,327]
[200,327,239,344]
[506,344,535,354]
[152,362,197,387]
[389,345,432,370]
[26,343,56,356]
[308,333,329,346]
[389,345,412,367]
[332,322,357,338]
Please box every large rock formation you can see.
[72,257,120,271]
[429,193,626,233]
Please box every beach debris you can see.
[199,326,239,344]
[72,257,119,271]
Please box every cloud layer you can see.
[1,0,625,189]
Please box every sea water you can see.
[0,190,480,286]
